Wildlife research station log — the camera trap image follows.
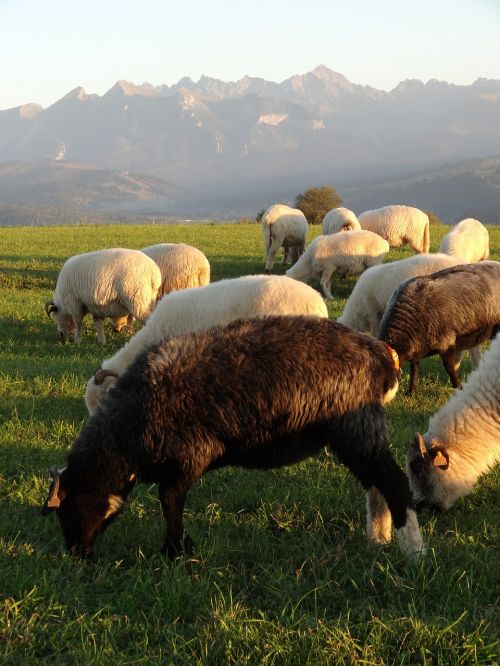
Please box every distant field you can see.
[0,223,499,664]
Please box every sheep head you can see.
[41,464,124,558]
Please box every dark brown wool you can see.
[378,261,500,395]
[42,315,412,559]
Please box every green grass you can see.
[0,222,499,665]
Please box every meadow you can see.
[0,222,499,665]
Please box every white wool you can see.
[409,334,500,508]
[51,248,161,344]
[286,230,389,299]
[141,243,210,296]
[85,274,327,415]
[359,205,430,253]
[439,218,490,263]
[338,253,462,335]
[262,204,308,271]
[321,207,360,234]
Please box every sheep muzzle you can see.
[45,301,57,318]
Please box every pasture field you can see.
[0,222,499,665]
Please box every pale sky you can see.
[1,0,499,110]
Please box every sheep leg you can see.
[441,351,463,390]
[158,476,194,559]
[320,269,335,300]
[469,345,482,369]
[73,315,83,344]
[407,361,420,396]
[265,239,282,273]
[93,316,107,344]
[333,416,424,558]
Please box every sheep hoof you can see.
[162,533,194,560]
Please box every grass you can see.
[0,222,499,665]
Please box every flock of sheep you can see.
[41,204,499,563]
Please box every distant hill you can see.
[1,66,500,220]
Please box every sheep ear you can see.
[429,446,449,470]
[414,432,427,459]
[41,465,66,515]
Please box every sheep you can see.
[378,261,500,395]
[42,315,424,561]
[338,253,462,336]
[141,243,210,296]
[84,274,328,415]
[359,205,430,254]
[45,248,161,344]
[407,333,500,510]
[262,204,308,272]
[286,230,390,300]
[321,207,361,235]
[439,218,490,263]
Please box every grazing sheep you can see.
[286,230,389,299]
[141,243,210,296]
[439,218,490,263]
[262,204,308,272]
[321,207,361,235]
[45,248,161,344]
[407,333,500,509]
[84,275,328,415]
[338,253,462,336]
[42,316,424,561]
[378,261,500,395]
[359,205,430,254]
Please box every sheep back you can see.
[359,205,430,253]
[141,243,210,296]
[321,207,361,234]
[439,218,490,263]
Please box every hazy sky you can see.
[1,0,499,110]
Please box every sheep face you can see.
[406,433,465,510]
[41,468,124,557]
[54,311,76,341]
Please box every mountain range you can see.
[1,65,500,221]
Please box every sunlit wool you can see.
[286,230,389,299]
[408,333,500,509]
[359,205,430,254]
[45,248,161,344]
[84,274,328,415]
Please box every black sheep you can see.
[378,261,500,395]
[42,315,424,560]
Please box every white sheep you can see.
[262,204,308,272]
[286,230,389,300]
[45,248,161,344]
[407,333,500,509]
[141,243,210,296]
[321,207,361,235]
[359,205,430,254]
[439,218,490,263]
[84,274,328,414]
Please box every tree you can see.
[425,210,443,225]
[294,186,342,225]
[255,208,266,223]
